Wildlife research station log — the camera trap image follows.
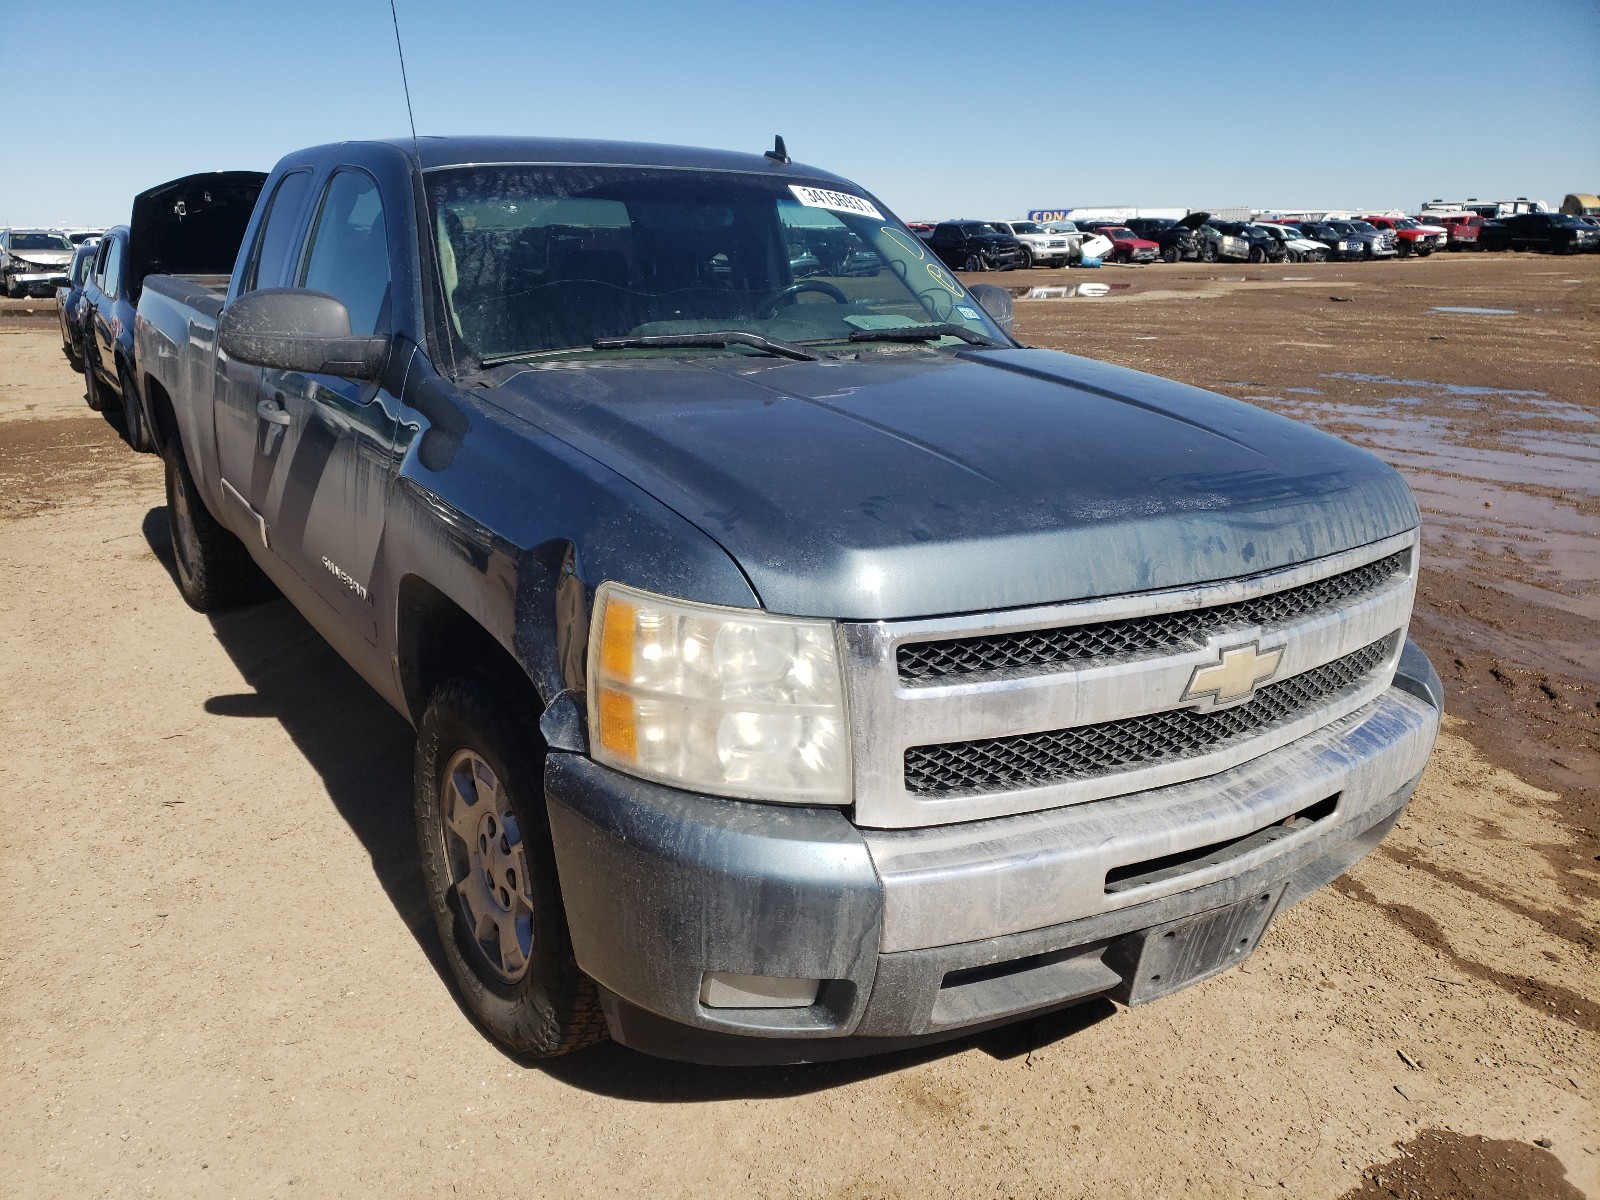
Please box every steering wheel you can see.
[755,279,849,319]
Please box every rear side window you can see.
[102,238,124,298]
[299,169,391,337]
[244,170,314,293]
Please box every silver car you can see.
[2,228,74,298]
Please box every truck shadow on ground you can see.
[141,506,1117,1101]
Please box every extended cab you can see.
[135,137,1441,1065]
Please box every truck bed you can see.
[140,272,230,321]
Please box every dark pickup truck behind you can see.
[135,137,1441,1065]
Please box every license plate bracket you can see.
[1107,883,1287,1006]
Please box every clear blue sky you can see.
[3,0,1596,227]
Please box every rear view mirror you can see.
[219,288,388,379]
[967,283,1015,339]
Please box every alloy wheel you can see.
[440,748,535,985]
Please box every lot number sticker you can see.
[789,186,883,220]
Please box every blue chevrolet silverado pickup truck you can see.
[133,136,1442,1064]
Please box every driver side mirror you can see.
[219,288,388,379]
[967,283,1015,339]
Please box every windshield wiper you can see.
[591,331,821,361]
[845,324,1002,348]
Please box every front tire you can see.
[414,677,606,1058]
[961,253,982,272]
[1160,244,1179,263]
[1018,246,1035,270]
[164,439,266,611]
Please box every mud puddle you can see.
[1229,373,1600,685]
[1007,282,1133,299]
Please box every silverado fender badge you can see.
[1183,641,1284,708]
[321,557,373,604]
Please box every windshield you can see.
[10,233,68,252]
[961,223,1001,236]
[1010,221,1043,234]
[1104,227,1133,238]
[1046,222,1077,233]
[427,166,1005,363]
[1394,219,1418,229]
[1347,221,1379,233]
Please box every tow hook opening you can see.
[1104,793,1340,894]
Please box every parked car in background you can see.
[79,226,143,439]
[81,171,267,451]
[1124,214,1207,262]
[1,228,74,297]
[1050,223,1112,263]
[1424,213,1485,249]
[1093,226,1160,264]
[1284,222,1368,261]
[1478,212,1600,255]
[1197,222,1251,262]
[1360,216,1446,257]
[1325,220,1398,259]
[925,221,1027,271]
[990,220,1073,268]
[1211,221,1285,263]
[57,228,106,247]
[55,240,99,371]
[1254,223,1328,263]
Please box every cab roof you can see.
[358,135,854,186]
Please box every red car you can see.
[1421,213,1485,250]
[1097,226,1160,264]
[1360,215,1448,257]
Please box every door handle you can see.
[256,398,292,426]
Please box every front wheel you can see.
[1201,242,1218,263]
[1248,247,1266,264]
[415,677,606,1058]
[1018,247,1034,270]
[1160,244,1179,263]
[961,254,982,272]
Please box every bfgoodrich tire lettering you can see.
[414,677,605,1058]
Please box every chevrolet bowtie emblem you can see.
[1183,642,1284,707]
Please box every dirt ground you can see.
[1,253,1595,1199]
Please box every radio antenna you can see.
[388,0,421,158]
[385,0,459,378]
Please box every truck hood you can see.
[489,348,1418,619]
[12,250,72,268]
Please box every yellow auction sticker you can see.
[880,226,925,260]
[927,262,964,296]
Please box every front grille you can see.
[903,634,1397,797]
[898,551,1408,682]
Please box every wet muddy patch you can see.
[1340,1129,1584,1200]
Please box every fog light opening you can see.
[699,971,821,1010]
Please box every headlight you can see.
[586,582,851,804]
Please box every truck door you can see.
[214,167,316,546]
[245,168,400,645]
